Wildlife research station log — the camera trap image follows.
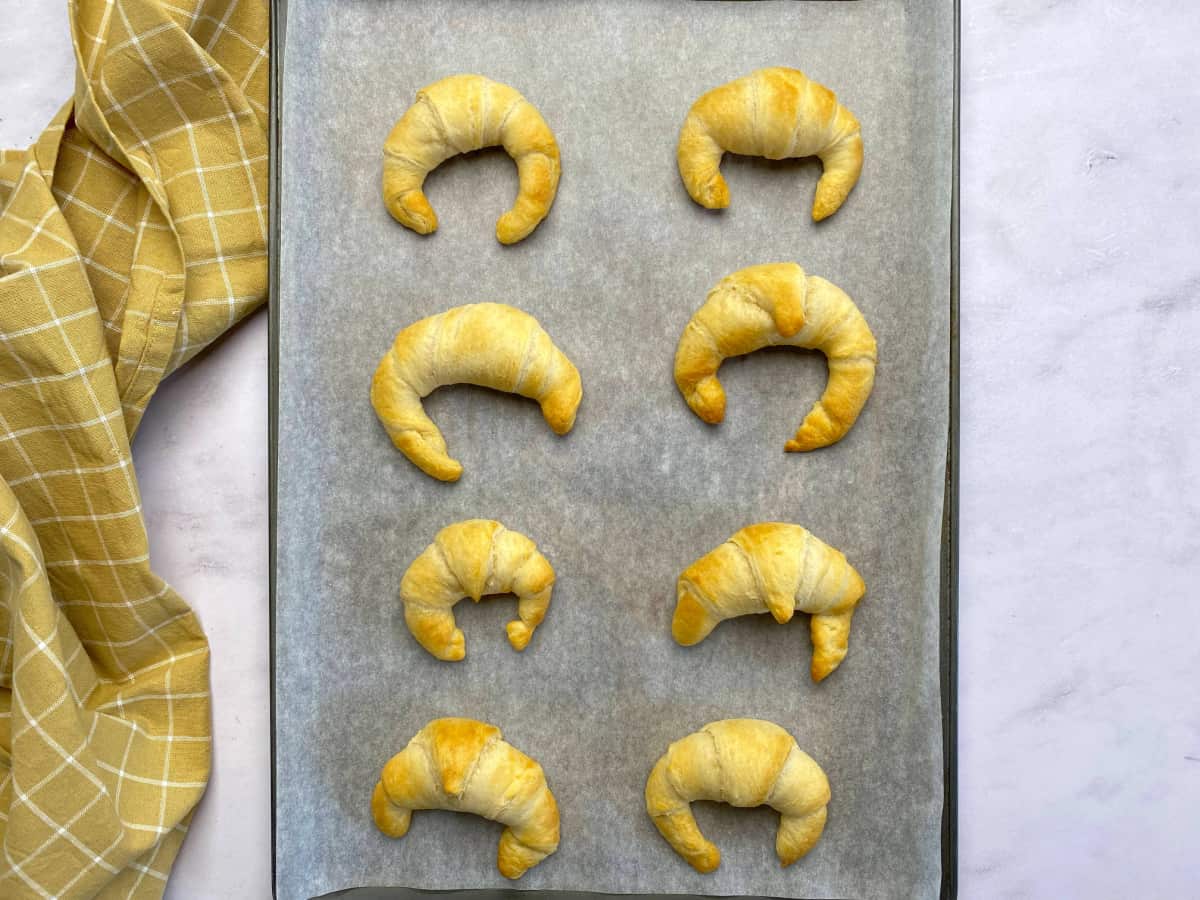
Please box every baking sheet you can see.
[273,1,955,899]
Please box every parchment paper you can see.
[275,2,954,898]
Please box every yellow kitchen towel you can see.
[0,0,267,895]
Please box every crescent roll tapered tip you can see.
[383,74,560,243]
[391,430,463,482]
[671,586,717,646]
[496,215,528,246]
[678,67,863,220]
[371,780,411,837]
[683,169,730,211]
[811,122,863,221]
[777,806,829,866]
[809,567,866,681]
[506,620,533,651]
[812,184,849,223]
[385,188,438,235]
[785,430,834,453]
[372,303,582,481]
[680,374,726,424]
[539,370,583,434]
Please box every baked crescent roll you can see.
[674,263,876,452]
[400,519,554,661]
[371,303,582,481]
[372,718,560,879]
[678,67,862,221]
[383,74,561,243]
[674,522,866,681]
[645,719,830,872]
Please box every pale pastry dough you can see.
[678,67,862,221]
[371,303,582,481]
[674,522,866,681]
[383,74,561,243]
[400,519,554,661]
[372,717,560,879]
[645,719,830,872]
[674,263,877,452]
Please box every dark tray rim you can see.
[266,1,961,897]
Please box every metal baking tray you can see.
[269,1,959,898]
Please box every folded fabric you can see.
[0,0,268,896]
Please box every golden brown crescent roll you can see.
[400,519,555,661]
[383,74,561,243]
[371,303,582,481]
[678,67,862,221]
[674,263,876,452]
[674,522,866,681]
[372,718,560,879]
[645,719,830,872]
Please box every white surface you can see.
[3,1,1199,898]
[959,4,1200,898]
[135,314,271,900]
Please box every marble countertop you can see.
[3,1,1198,897]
